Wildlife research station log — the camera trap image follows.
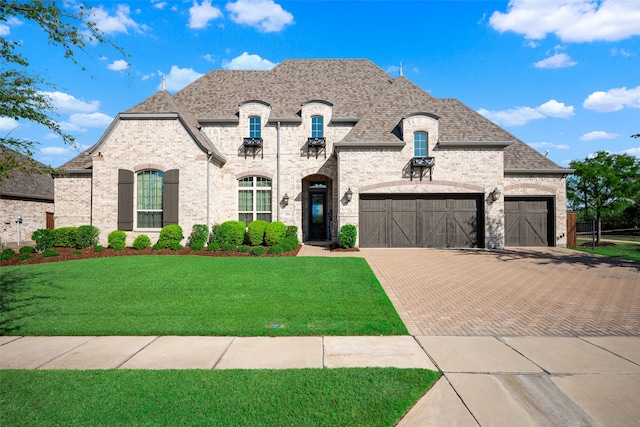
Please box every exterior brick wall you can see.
[0,198,53,246]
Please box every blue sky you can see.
[2,0,639,168]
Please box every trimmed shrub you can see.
[72,249,82,255]
[284,234,299,248]
[250,245,267,256]
[169,242,183,251]
[238,244,251,253]
[31,228,55,252]
[55,227,77,248]
[155,224,183,249]
[19,246,35,254]
[286,225,298,237]
[1,248,16,261]
[221,242,236,252]
[18,253,34,261]
[339,224,357,249]
[264,221,286,246]
[132,234,151,250]
[75,225,100,249]
[269,243,287,255]
[247,220,268,246]
[218,220,246,246]
[42,248,60,258]
[190,224,209,251]
[209,224,222,246]
[94,245,104,253]
[108,230,127,251]
[207,242,220,251]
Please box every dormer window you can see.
[414,132,427,157]
[307,116,326,159]
[311,116,323,138]
[249,116,261,138]
[244,116,263,158]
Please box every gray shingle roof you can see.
[61,58,567,173]
[0,147,54,201]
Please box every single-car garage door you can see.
[359,194,484,248]
[504,197,554,246]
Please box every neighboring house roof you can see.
[60,58,568,174]
[0,147,54,201]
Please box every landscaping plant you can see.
[264,221,286,246]
[154,224,183,250]
[189,224,209,251]
[108,230,127,251]
[31,228,55,252]
[54,227,77,248]
[247,220,268,246]
[75,225,99,249]
[132,235,151,250]
[339,224,357,248]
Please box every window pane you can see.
[312,116,323,138]
[257,213,272,222]
[239,177,253,187]
[137,171,163,228]
[256,177,271,187]
[239,190,253,211]
[256,190,271,211]
[250,116,261,138]
[414,132,427,157]
[138,211,162,228]
[239,213,253,226]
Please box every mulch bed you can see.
[0,245,302,267]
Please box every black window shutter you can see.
[117,169,134,231]
[163,169,179,226]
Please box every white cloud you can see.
[226,0,294,32]
[140,72,156,81]
[40,91,100,114]
[478,99,574,127]
[44,133,59,140]
[222,52,276,70]
[0,117,19,132]
[153,1,168,9]
[188,0,223,29]
[107,59,130,71]
[611,47,634,57]
[89,4,146,35]
[579,131,621,141]
[583,86,640,112]
[620,147,640,157]
[160,66,204,92]
[203,54,216,63]
[537,99,575,118]
[534,53,577,68]
[529,141,571,151]
[490,0,640,42]
[68,112,114,129]
[39,146,73,156]
[0,24,10,36]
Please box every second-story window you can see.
[414,132,427,157]
[311,116,323,138]
[249,116,261,138]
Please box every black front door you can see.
[309,191,326,240]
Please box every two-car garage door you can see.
[359,194,484,248]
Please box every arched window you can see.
[137,170,164,228]
[238,176,272,225]
[414,132,428,157]
[249,116,261,138]
[311,116,324,138]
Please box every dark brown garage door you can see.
[504,197,554,246]
[359,194,484,248]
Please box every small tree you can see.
[568,151,640,244]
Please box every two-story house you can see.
[54,59,571,248]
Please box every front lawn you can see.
[1,256,408,336]
[0,368,440,426]
[574,242,640,262]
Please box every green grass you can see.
[0,368,440,426]
[574,243,640,262]
[1,256,407,336]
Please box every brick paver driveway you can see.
[361,247,639,336]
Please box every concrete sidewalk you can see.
[2,335,640,426]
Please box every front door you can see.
[309,191,327,240]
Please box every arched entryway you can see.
[302,175,334,242]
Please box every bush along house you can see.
[54,59,572,248]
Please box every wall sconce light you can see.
[491,187,501,201]
[345,187,353,202]
[282,193,289,206]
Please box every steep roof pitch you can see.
[173,59,394,119]
[0,147,54,201]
